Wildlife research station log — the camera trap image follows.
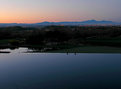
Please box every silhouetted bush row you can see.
[0,26,121,47]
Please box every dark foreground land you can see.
[0,26,121,53]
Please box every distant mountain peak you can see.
[87,19,97,21]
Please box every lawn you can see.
[0,39,10,44]
[48,46,121,53]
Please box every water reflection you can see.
[0,47,78,55]
[0,47,32,54]
[0,48,121,89]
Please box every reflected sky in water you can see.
[0,48,121,89]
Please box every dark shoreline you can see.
[0,51,10,53]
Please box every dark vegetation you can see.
[0,26,121,52]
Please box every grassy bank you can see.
[0,39,10,44]
[1,39,121,53]
[47,46,121,53]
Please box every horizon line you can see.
[0,20,119,24]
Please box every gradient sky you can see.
[0,0,121,23]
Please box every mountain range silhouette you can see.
[0,20,120,27]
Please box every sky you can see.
[0,0,121,23]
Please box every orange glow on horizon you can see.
[0,16,88,23]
